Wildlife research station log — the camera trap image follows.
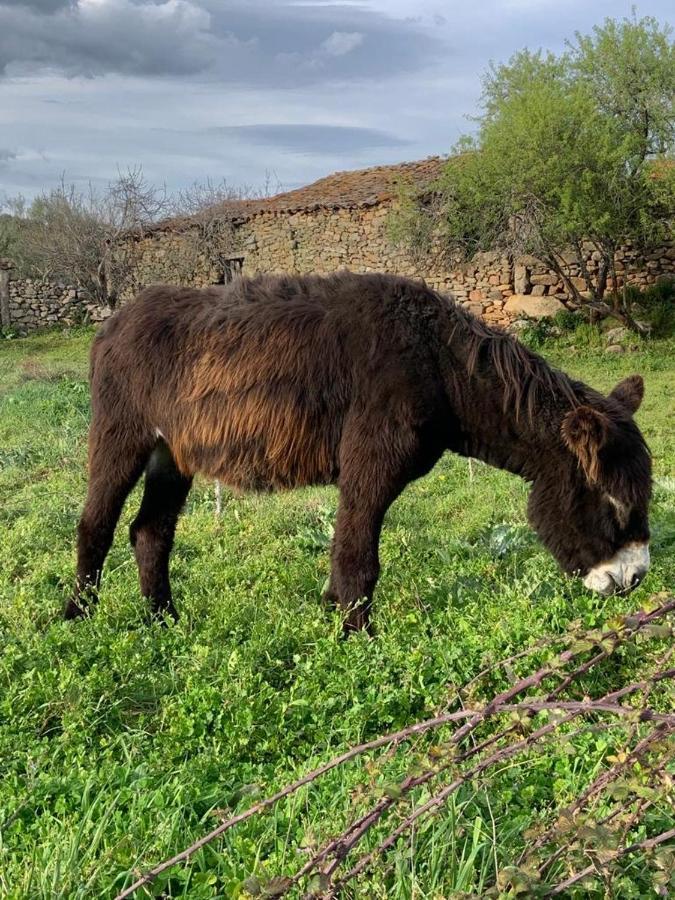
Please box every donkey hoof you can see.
[321,590,338,611]
[151,603,179,625]
[341,611,375,639]
[64,598,88,620]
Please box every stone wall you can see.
[118,201,675,327]
[3,196,674,332]
[0,260,111,333]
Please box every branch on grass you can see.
[546,828,675,896]
[113,596,674,900]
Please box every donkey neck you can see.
[437,308,579,481]
[450,392,565,481]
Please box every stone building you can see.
[2,157,673,332]
[117,156,674,329]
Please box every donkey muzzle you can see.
[582,542,650,595]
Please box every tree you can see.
[10,167,168,306]
[167,177,254,285]
[0,195,28,264]
[167,172,281,285]
[392,14,675,322]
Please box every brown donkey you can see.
[66,272,652,632]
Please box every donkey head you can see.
[527,375,652,595]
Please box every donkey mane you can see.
[220,270,581,420]
[446,297,580,420]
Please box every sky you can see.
[0,0,672,201]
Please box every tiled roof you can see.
[236,156,446,215]
[152,157,447,231]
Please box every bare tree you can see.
[168,171,281,285]
[15,167,169,306]
[7,167,281,305]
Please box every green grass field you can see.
[0,325,673,898]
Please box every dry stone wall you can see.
[117,200,675,328]
[3,194,674,332]
[0,260,111,333]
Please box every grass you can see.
[0,325,673,898]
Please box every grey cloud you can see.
[0,1,220,78]
[202,1,442,86]
[0,148,18,162]
[208,123,408,154]
[1,0,74,12]
[0,0,442,85]
[5,0,671,202]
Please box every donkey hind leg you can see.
[129,440,192,620]
[65,428,151,619]
[328,430,411,636]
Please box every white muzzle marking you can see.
[583,542,650,595]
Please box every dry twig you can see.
[114,596,674,900]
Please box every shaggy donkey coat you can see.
[66,272,652,632]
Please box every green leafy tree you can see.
[0,195,28,265]
[392,14,674,320]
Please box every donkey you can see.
[65,272,652,632]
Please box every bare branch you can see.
[112,596,674,900]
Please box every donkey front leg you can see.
[329,498,385,634]
[329,430,410,634]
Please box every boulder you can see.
[605,326,628,344]
[504,293,566,319]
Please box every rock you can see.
[514,264,530,294]
[530,285,547,296]
[605,344,625,354]
[504,294,566,319]
[530,273,558,286]
[559,248,578,265]
[605,327,628,344]
[516,254,545,267]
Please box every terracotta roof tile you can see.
[152,157,447,232]
[235,155,446,215]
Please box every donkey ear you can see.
[609,375,644,414]
[561,406,611,484]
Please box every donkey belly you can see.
[164,392,342,491]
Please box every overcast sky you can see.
[0,0,672,200]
